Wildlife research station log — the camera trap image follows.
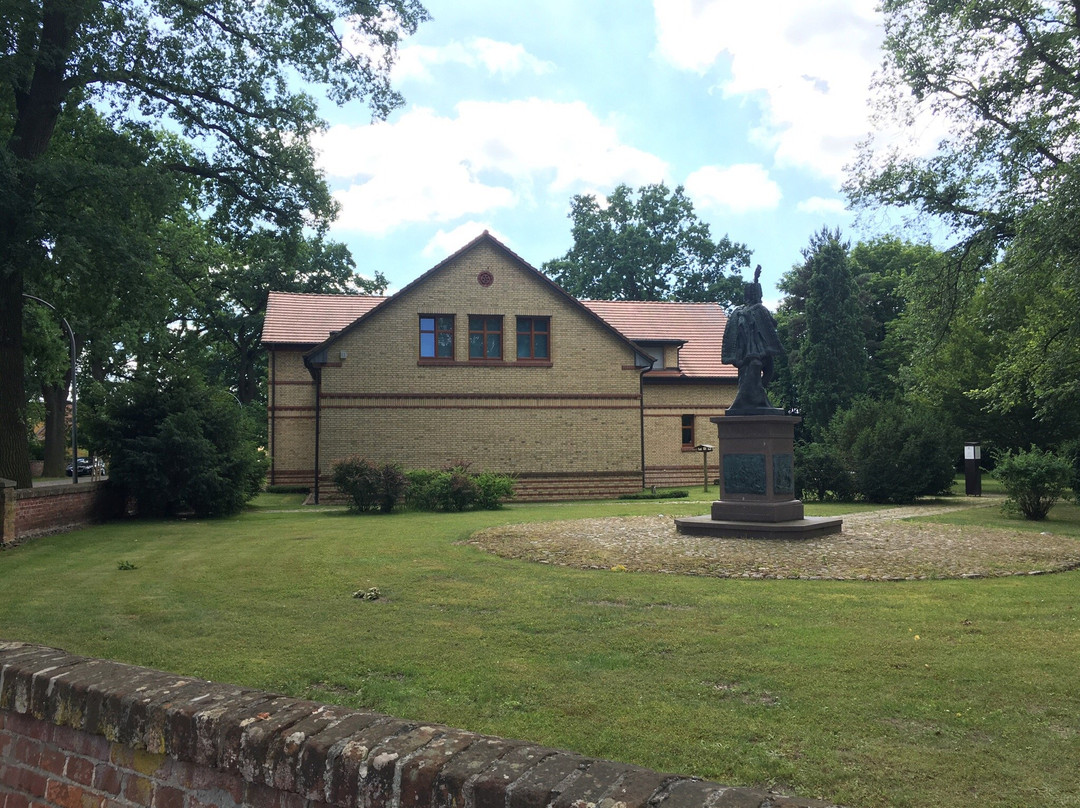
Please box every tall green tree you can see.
[1,0,428,487]
[542,183,751,306]
[775,228,868,438]
[846,0,1080,431]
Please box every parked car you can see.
[66,457,105,477]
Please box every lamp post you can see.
[23,294,78,484]
[694,444,714,492]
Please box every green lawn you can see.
[2,494,1079,808]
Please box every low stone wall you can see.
[0,642,836,808]
[0,480,112,546]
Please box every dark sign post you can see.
[964,442,982,496]
[694,444,714,492]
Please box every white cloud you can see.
[421,222,512,258]
[315,100,669,234]
[796,196,849,215]
[653,0,882,184]
[685,164,782,213]
[395,37,555,83]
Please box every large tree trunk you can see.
[41,381,69,477]
[0,0,81,487]
[0,272,32,487]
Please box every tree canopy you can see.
[846,0,1080,446]
[1,0,428,485]
[542,183,751,307]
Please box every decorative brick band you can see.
[0,642,835,808]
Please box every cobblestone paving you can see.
[468,499,1080,580]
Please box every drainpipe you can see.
[313,366,322,504]
[639,366,649,490]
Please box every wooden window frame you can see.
[681,414,695,449]
[468,314,503,360]
[419,314,455,360]
[516,316,551,361]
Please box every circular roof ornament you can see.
[477,271,494,287]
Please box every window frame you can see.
[681,414,695,449]
[419,314,455,360]
[515,316,551,361]
[468,314,504,360]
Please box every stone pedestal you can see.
[675,415,842,539]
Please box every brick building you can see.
[262,232,736,501]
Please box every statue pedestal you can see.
[675,415,842,539]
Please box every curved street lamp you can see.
[23,294,78,484]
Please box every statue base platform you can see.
[673,412,843,541]
[674,514,843,540]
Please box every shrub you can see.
[331,457,407,513]
[618,489,689,500]
[828,399,957,504]
[793,441,853,501]
[265,484,310,495]
[88,369,266,518]
[403,465,514,511]
[993,446,1073,520]
[1058,439,1080,502]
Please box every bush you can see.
[264,484,310,494]
[793,441,853,501]
[828,399,957,504]
[618,489,689,500]
[331,457,407,513]
[993,446,1073,520]
[88,369,266,518]
[1058,439,1080,502]
[403,465,514,511]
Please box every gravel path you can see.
[468,499,1080,580]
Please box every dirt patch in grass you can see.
[468,502,1080,580]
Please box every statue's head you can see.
[744,266,763,304]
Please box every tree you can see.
[774,228,868,438]
[846,1,1080,427]
[89,368,266,517]
[1,0,428,487]
[542,183,751,306]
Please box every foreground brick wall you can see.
[0,643,835,808]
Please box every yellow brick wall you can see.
[314,242,644,494]
[642,380,735,487]
[268,349,316,485]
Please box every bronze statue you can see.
[721,265,785,415]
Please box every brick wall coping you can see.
[12,480,109,501]
[0,642,837,808]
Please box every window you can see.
[469,315,503,359]
[516,316,550,360]
[420,315,454,359]
[681,414,694,448]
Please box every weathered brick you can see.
[261,705,364,793]
[44,780,89,808]
[189,765,245,806]
[151,783,186,808]
[549,760,637,808]
[123,773,154,805]
[430,736,521,808]
[651,779,727,808]
[293,711,386,801]
[505,752,588,808]
[171,688,269,767]
[93,763,123,796]
[51,725,110,761]
[398,729,476,808]
[37,746,67,776]
[596,768,674,808]
[356,724,443,808]
[5,792,30,808]
[472,746,552,808]
[12,738,42,767]
[242,781,279,808]
[235,697,322,786]
[322,718,410,807]
[65,755,96,786]
[13,766,48,798]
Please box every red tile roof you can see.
[583,300,735,379]
[262,292,734,379]
[261,292,385,345]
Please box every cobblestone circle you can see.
[468,499,1080,580]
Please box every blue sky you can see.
[315,0,888,303]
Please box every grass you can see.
[1,493,1079,808]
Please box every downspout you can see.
[313,366,322,504]
[639,366,649,491]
